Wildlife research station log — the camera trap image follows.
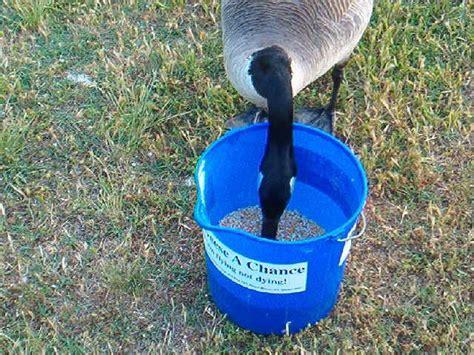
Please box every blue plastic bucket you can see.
[194,123,368,335]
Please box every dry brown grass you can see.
[1,0,472,352]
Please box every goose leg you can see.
[326,63,345,128]
[226,107,268,129]
[296,62,347,134]
[295,107,331,133]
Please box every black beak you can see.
[261,217,279,239]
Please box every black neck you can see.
[266,78,293,147]
[249,46,294,148]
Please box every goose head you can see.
[250,46,297,239]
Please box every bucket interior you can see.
[196,124,367,238]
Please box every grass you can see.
[5,0,52,33]
[0,0,472,352]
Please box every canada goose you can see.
[222,0,373,239]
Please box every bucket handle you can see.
[337,212,367,242]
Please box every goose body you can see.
[221,0,373,238]
[222,0,373,107]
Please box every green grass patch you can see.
[0,0,472,352]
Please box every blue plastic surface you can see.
[194,123,368,335]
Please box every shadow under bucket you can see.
[194,123,368,335]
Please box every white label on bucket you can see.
[203,230,308,294]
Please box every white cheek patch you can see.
[257,174,295,194]
[257,172,264,190]
[289,177,296,194]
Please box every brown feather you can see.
[222,0,373,105]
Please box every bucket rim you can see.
[194,123,368,245]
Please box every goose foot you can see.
[295,107,334,134]
[226,107,268,129]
